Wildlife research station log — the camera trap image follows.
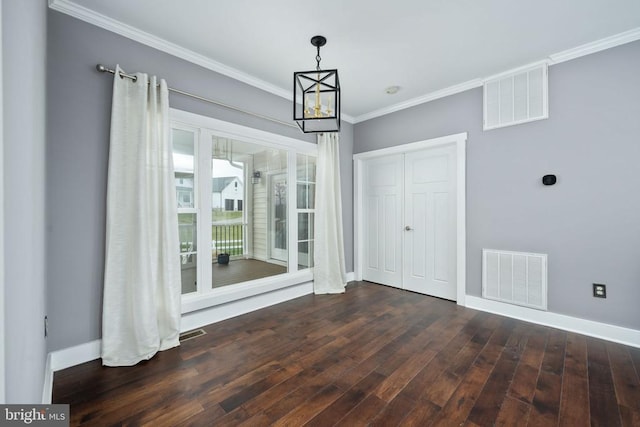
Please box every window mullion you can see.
[198,130,212,294]
[287,150,298,271]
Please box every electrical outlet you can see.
[593,283,606,298]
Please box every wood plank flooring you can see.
[212,258,288,289]
[182,258,288,293]
[53,282,640,426]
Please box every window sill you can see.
[181,269,314,314]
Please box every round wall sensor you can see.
[542,174,557,185]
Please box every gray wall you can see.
[3,0,48,402]
[46,10,354,352]
[355,40,640,330]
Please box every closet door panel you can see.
[403,146,457,300]
[362,155,403,288]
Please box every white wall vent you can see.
[482,249,547,311]
[483,63,548,130]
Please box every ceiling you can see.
[57,0,640,122]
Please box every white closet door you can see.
[362,154,403,287]
[403,146,456,300]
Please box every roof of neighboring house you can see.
[212,176,242,192]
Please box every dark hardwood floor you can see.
[181,258,288,293]
[212,258,288,289]
[53,282,640,426]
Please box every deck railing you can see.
[212,222,245,256]
[179,222,245,260]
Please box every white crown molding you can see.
[354,27,640,123]
[343,114,356,124]
[48,0,291,98]
[48,0,637,127]
[48,0,354,124]
[481,60,549,83]
[549,27,640,64]
[353,79,483,124]
[465,295,640,348]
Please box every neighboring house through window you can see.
[212,176,243,211]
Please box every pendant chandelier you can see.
[293,35,341,133]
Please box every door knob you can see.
[405,226,413,231]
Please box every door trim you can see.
[353,132,467,306]
[268,171,288,264]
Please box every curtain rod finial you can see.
[96,64,108,73]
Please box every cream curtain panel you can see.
[102,66,181,366]
[313,132,347,294]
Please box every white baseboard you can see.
[465,295,640,348]
[42,354,53,404]
[43,279,316,403]
[43,339,102,404]
[50,340,102,373]
[48,280,316,372]
[181,280,313,331]
[346,272,355,282]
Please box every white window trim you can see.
[171,109,317,155]
[171,109,318,314]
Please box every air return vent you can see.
[482,249,547,310]
[179,329,206,342]
[483,63,548,130]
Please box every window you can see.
[297,154,316,269]
[175,174,194,209]
[171,109,317,308]
[171,127,198,295]
[177,190,192,207]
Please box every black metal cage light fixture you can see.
[293,35,340,133]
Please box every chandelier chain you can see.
[316,45,322,71]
